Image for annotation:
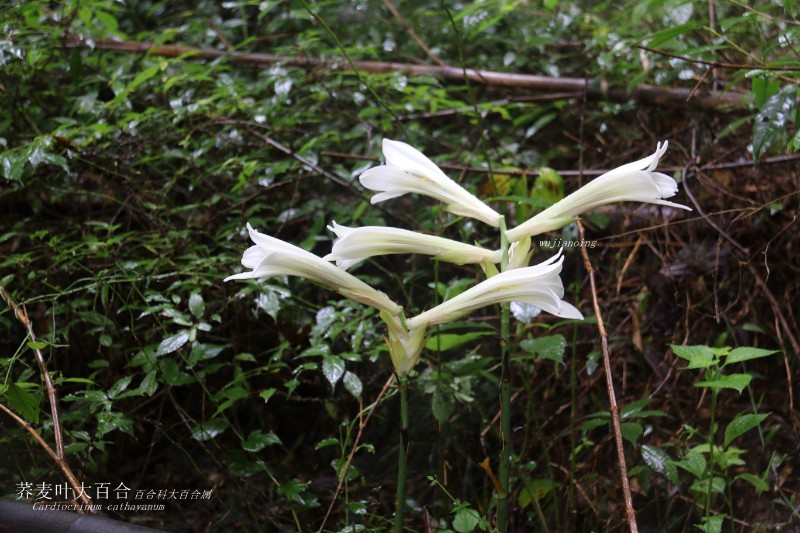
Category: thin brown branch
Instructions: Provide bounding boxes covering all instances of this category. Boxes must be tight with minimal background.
[382,0,446,66]
[65,37,747,110]
[638,44,800,72]
[0,286,65,459]
[317,374,395,533]
[0,401,93,511]
[577,222,639,533]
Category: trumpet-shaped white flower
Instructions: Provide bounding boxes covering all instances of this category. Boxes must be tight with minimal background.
[225,223,401,316]
[407,249,583,330]
[506,142,691,241]
[360,139,503,227]
[324,221,502,270]
[380,310,427,376]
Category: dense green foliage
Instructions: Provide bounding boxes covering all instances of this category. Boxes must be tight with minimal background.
[2,1,799,531]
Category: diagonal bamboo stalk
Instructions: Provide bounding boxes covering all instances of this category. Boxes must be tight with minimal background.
[63,37,746,111]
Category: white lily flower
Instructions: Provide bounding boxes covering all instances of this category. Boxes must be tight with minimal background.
[380,310,427,376]
[225,223,401,316]
[360,139,503,227]
[324,221,501,270]
[407,249,583,330]
[506,141,691,241]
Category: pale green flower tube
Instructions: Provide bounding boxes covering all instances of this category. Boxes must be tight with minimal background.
[225,223,401,316]
[380,310,427,376]
[324,221,502,270]
[360,139,503,227]
[407,249,583,330]
[506,142,691,242]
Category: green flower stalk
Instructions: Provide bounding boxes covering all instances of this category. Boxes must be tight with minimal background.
[506,141,690,241]
[360,139,503,227]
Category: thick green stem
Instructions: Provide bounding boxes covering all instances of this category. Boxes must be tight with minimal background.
[498,218,511,532]
[394,376,409,533]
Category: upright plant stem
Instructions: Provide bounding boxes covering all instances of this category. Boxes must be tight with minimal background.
[497,218,511,532]
[394,375,409,533]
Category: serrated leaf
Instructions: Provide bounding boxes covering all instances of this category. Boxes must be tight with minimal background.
[342,371,362,398]
[724,413,769,447]
[696,514,725,533]
[188,292,205,319]
[157,331,190,356]
[107,376,133,399]
[670,344,717,369]
[695,373,752,394]
[674,451,706,479]
[5,383,39,423]
[242,429,281,452]
[724,347,779,365]
[322,355,345,389]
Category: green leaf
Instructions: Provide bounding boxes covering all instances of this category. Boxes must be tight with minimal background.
[242,429,281,452]
[519,334,566,364]
[724,413,769,447]
[107,376,133,399]
[277,478,309,504]
[518,478,558,509]
[259,388,276,403]
[452,506,481,533]
[621,422,643,445]
[342,371,362,398]
[674,450,706,479]
[188,292,205,319]
[5,383,39,423]
[724,347,779,365]
[425,331,494,352]
[157,331,190,356]
[736,473,768,494]
[321,355,345,389]
[139,370,158,397]
[696,514,725,533]
[432,388,456,423]
[26,340,48,351]
[670,344,717,369]
[753,85,798,158]
[191,418,228,442]
[641,444,678,483]
[694,373,752,394]
[127,65,160,91]
[646,23,702,48]
[752,76,781,109]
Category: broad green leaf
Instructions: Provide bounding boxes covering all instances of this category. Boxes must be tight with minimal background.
[646,23,702,48]
[127,65,160,91]
[322,355,345,389]
[27,340,48,351]
[753,85,798,158]
[139,370,158,397]
[670,344,717,369]
[724,347,779,365]
[425,331,494,352]
[107,376,133,399]
[520,334,566,364]
[157,331,190,356]
[674,451,706,479]
[452,506,481,533]
[641,444,678,483]
[5,383,39,423]
[188,292,205,319]
[277,478,309,505]
[736,473,768,494]
[695,373,752,394]
[259,388,276,403]
[191,418,228,442]
[432,388,455,423]
[724,413,769,447]
[752,76,780,109]
[242,429,281,452]
[342,371,362,398]
[696,514,725,533]
[621,422,643,445]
